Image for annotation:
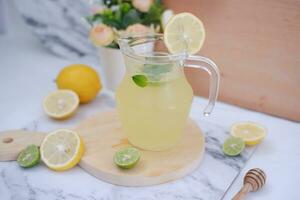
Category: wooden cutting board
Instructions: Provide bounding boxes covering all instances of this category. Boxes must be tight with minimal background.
[0,111,205,186]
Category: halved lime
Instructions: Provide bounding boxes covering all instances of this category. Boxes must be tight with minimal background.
[17,144,40,168]
[222,137,245,156]
[114,147,141,169]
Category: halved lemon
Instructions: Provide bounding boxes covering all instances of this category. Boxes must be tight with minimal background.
[164,12,205,54]
[40,129,85,171]
[230,122,267,146]
[43,90,79,119]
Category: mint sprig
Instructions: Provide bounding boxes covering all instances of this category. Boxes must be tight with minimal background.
[132,75,148,87]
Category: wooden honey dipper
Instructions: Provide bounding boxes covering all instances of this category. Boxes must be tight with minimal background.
[232,168,266,200]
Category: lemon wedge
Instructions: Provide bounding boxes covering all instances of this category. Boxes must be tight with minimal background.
[230,122,267,146]
[43,90,79,119]
[40,129,85,171]
[164,12,205,54]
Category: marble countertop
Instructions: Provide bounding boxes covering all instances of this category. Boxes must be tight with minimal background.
[1,29,300,200]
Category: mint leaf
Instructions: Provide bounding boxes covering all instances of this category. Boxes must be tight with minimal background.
[132,75,148,87]
[143,64,172,75]
[142,64,172,81]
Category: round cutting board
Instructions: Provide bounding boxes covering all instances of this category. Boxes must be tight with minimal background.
[75,111,205,186]
[0,110,205,186]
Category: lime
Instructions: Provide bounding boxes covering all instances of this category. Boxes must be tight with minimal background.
[222,137,245,156]
[114,147,141,169]
[17,145,40,168]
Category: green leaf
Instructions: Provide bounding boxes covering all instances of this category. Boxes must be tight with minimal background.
[142,0,164,26]
[85,16,94,26]
[143,64,172,75]
[85,13,102,26]
[120,2,131,14]
[142,63,172,81]
[99,9,122,29]
[132,75,148,87]
[85,0,164,31]
[122,9,142,28]
[106,41,119,49]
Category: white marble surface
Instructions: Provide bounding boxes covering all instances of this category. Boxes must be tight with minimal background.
[0,95,254,200]
[1,9,300,200]
[13,0,94,59]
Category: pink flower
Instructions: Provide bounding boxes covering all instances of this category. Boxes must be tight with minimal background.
[132,0,153,12]
[126,24,152,35]
[89,24,114,46]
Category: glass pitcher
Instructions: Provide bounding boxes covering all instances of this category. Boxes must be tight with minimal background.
[116,34,220,151]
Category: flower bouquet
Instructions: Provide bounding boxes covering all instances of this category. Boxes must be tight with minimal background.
[86,0,173,91]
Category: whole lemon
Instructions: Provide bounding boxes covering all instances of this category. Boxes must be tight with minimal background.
[56,64,102,103]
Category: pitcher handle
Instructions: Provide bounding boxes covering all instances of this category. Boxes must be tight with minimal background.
[185,55,220,116]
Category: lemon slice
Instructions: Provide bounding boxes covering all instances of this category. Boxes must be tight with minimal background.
[40,129,85,171]
[43,90,79,119]
[164,12,205,54]
[230,122,267,146]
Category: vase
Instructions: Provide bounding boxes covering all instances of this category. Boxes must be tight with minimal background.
[98,47,125,91]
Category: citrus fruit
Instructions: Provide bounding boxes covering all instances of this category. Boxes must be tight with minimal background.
[17,144,40,168]
[222,137,245,156]
[40,129,85,171]
[230,122,267,146]
[164,12,205,54]
[56,64,102,103]
[114,147,141,169]
[43,90,79,119]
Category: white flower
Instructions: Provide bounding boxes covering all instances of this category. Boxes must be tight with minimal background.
[132,0,153,12]
[89,24,115,46]
[161,9,174,30]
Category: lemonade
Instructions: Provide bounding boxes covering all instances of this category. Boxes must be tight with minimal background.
[116,56,193,151]
[116,14,220,151]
